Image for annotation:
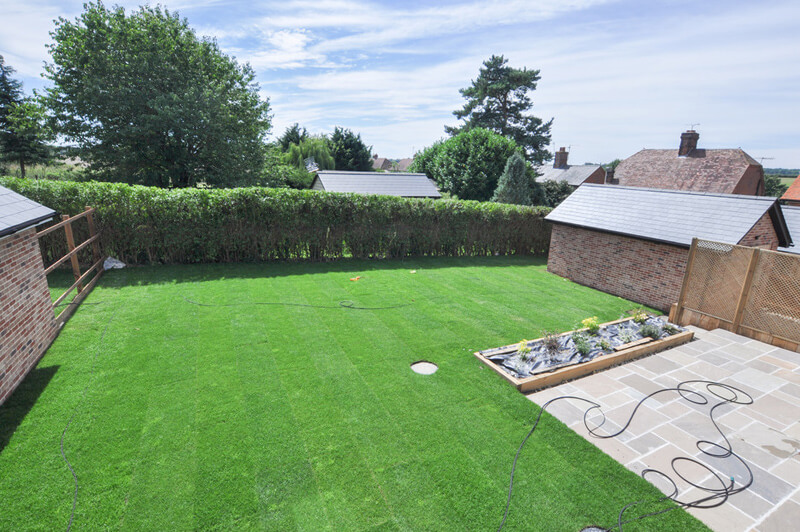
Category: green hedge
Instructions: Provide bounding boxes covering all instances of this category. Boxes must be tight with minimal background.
[1,177,551,265]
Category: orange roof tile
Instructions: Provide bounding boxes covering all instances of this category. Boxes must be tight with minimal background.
[781,175,800,201]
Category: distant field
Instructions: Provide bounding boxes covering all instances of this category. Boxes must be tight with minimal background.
[780,177,796,187]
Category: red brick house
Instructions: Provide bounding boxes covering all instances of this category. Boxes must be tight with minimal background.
[612,130,765,195]
[535,147,606,189]
[0,186,58,405]
[546,184,791,311]
[781,176,800,207]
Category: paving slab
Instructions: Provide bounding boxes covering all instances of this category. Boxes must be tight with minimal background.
[526,327,800,532]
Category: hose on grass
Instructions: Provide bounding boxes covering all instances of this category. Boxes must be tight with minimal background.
[181,295,412,311]
[498,380,754,532]
[60,303,121,532]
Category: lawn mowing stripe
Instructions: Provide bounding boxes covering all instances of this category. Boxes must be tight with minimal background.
[263,278,396,529]
[232,280,333,531]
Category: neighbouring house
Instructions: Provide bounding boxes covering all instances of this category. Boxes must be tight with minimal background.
[371,154,392,171]
[0,185,59,405]
[535,147,606,188]
[395,158,414,172]
[311,170,442,198]
[546,184,791,311]
[781,176,800,206]
[779,206,800,254]
[613,130,766,195]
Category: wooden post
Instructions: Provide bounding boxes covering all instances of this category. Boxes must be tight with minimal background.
[85,206,102,267]
[732,247,761,332]
[62,214,84,292]
[674,237,700,325]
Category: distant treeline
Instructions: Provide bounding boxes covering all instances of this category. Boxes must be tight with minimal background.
[764,168,800,177]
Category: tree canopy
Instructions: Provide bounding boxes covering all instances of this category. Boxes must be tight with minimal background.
[411,128,522,201]
[283,136,335,171]
[0,55,52,177]
[277,123,308,151]
[329,127,372,171]
[43,2,271,187]
[446,55,552,164]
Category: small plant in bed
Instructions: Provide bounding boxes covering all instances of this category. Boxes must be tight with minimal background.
[541,330,561,356]
[598,339,612,352]
[639,323,662,340]
[572,333,593,356]
[632,308,649,324]
[517,339,533,361]
[662,323,681,335]
[581,316,600,335]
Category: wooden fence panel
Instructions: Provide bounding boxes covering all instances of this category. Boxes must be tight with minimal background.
[673,239,800,352]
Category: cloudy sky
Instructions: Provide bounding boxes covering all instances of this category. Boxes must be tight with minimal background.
[1,0,799,166]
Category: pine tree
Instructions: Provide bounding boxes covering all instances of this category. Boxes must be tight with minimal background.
[492,152,535,205]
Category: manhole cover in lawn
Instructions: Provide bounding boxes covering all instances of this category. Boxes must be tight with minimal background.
[410,361,438,375]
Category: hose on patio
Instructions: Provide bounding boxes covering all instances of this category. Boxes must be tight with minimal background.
[498,380,754,532]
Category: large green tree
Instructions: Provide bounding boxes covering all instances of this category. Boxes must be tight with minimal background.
[277,123,308,151]
[0,56,52,177]
[445,55,552,164]
[410,128,521,201]
[329,127,372,171]
[492,152,536,205]
[283,136,335,172]
[44,3,271,187]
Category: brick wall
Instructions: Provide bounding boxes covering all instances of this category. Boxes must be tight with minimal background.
[547,224,690,312]
[738,211,779,250]
[0,228,59,405]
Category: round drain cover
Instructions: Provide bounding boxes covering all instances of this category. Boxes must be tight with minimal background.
[410,361,438,375]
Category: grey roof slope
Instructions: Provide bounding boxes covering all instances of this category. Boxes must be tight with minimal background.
[0,185,57,238]
[536,164,604,187]
[546,184,790,248]
[313,171,441,198]
[778,206,800,254]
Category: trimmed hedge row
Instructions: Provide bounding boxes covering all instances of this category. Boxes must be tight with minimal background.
[1,177,551,265]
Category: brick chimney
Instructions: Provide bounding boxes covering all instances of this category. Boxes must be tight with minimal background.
[553,147,569,169]
[679,130,699,156]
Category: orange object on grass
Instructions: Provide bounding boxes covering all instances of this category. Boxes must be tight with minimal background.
[350,276,361,281]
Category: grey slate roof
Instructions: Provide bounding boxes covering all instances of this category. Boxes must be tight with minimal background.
[312,171,441,198]
[778,206,800,254]
[536,164,604,187]
[546,184,789,248]
[0,185,57,238]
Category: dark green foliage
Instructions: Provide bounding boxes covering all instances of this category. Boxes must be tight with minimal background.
[446,55,552,164]
[492,152,535,205]
[1,177,552,265]
[604,158,622,171]
[639,323,662,340]
[0,56,52,176]
[44,3,271,187]
[539,179,573,207]
[329,127,373,171]
[277,123,308,151]
[764,168,800,176]
[410,128,521,201]
[765,174,789,198]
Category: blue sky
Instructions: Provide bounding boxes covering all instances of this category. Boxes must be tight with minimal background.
[1,0,799,167]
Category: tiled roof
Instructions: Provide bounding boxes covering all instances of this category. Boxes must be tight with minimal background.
[546,184,789,248]
[312,171,441,198]
[614,148,760,193]
[780,176,800,202]
[396,158,414,172]
[371,157,391,171]
[778,206,800,254]
[536,164,604,187]
[0,185,57,238]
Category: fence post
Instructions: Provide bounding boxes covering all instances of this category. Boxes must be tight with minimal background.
[674,237,699,325]
[62,214,84,292]
[85,206,102,267]
[732,247,761,332]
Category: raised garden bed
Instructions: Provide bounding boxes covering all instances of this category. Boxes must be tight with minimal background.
[475,314,694,393]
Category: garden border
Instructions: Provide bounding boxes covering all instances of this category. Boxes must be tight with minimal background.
[474,316,694,393]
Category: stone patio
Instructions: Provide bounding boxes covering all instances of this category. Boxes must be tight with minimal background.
[527,326,800,532]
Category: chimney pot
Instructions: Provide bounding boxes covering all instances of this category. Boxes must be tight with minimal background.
[679,130,699,156]
[553,147,569,169]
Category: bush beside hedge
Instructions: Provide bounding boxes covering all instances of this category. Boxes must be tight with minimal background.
[1,177,551,265]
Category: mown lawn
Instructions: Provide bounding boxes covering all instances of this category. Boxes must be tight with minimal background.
[1,257,707,531]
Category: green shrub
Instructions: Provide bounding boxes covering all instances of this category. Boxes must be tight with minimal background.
[1,177,552,265]
[639,324,662,340]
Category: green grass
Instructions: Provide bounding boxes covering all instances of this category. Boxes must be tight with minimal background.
[0,257,707,531]
[780,176,796,187]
